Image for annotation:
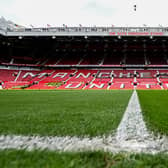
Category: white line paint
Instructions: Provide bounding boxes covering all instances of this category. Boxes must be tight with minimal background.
[0,91,168,153]
[115,90,150,141]
[0,135,104,152]
[107,90,168,153]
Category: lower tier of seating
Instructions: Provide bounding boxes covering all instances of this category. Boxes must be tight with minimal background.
[0,69,168,90]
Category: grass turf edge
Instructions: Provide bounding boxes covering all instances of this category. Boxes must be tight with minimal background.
[0,150,168,168]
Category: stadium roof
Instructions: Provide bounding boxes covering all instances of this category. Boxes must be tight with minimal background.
[0,26,168,37]
[0,0,168,27]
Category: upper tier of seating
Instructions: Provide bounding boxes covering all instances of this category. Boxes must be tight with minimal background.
[1,54,168,66]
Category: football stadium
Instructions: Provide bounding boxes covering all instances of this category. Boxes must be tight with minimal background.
[1,5,168,167]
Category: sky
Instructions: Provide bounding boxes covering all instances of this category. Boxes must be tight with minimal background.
[0,0,168,27]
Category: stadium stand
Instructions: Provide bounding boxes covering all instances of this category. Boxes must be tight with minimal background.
[1,26,168,90]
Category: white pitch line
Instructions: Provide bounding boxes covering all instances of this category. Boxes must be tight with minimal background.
[115,90,151,141]
[0,135,104,152]
[106,90,168,154]
[0,91,168,153]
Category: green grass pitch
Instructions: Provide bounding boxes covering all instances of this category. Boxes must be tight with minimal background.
[138,90,168,135]
[0,150,168,168]
[1,90,168,167]
[0,90,132,137]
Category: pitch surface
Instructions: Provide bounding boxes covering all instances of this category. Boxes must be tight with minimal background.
[0,90,131,137]
[138,90,168,135]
